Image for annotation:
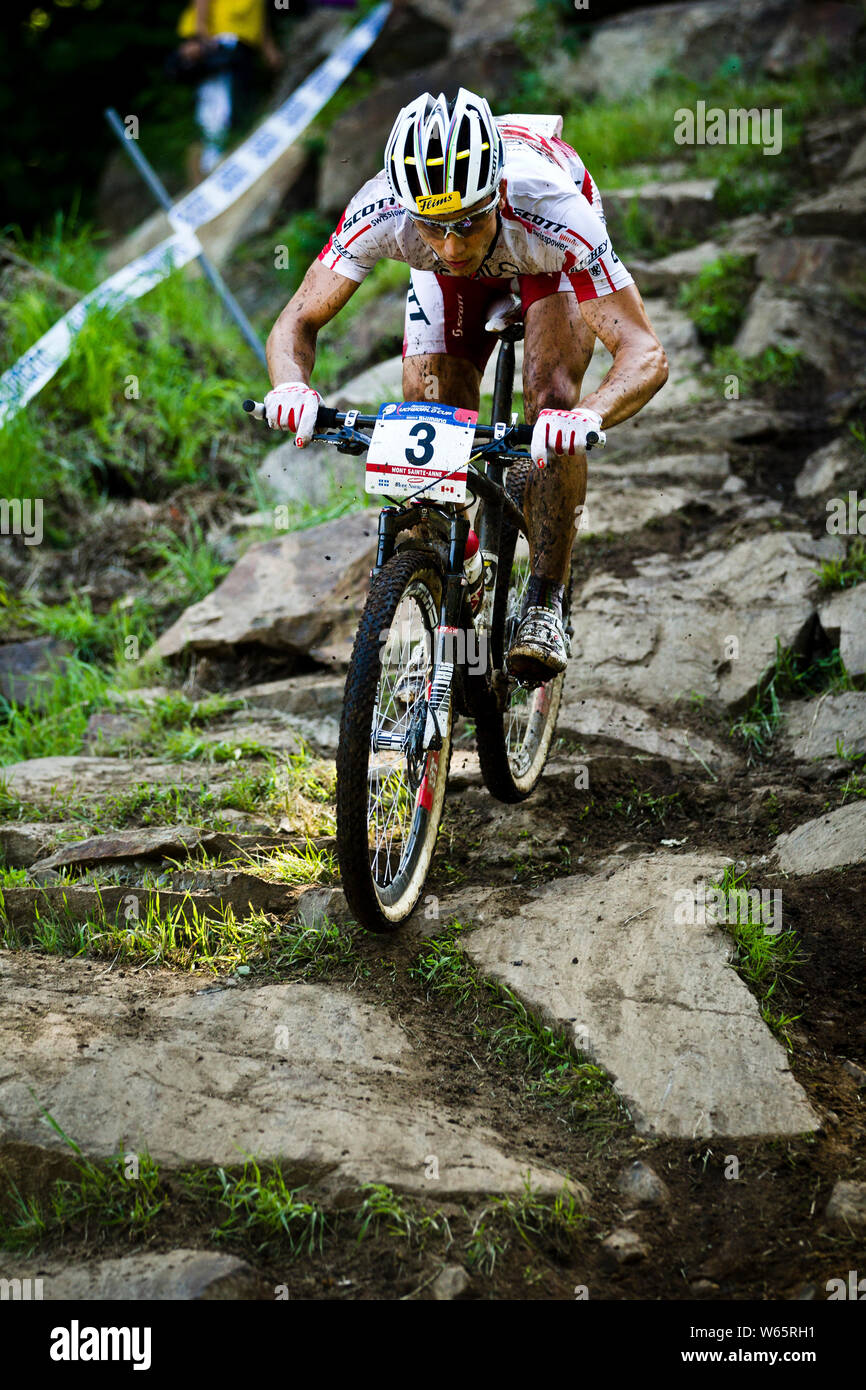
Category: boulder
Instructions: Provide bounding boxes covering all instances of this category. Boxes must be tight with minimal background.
[602,179,719,248]
[555,0,798,101]
[237,672,346,718]
[618,1160,670,1207]
[756,235,866,300]
[629,240,724,296]
[450,0,527,53]
[0,638,73,710]
[824,1179,866,1231]
[789,176,866,240]
[591,451,731,485]
[257,439,364,509]
[464,856,818,1137]
[569,531,840,711]
[733,283,865,412]
[773,801,866,873]
[798,109,866,188]
[843,131,866,180]
[26,826,298,876]
[153,509,378,668]
[0,823,73,869]
[794,434,866,499]
[781,691,866,759]
[764,5,864,78]
[818,584,866,676]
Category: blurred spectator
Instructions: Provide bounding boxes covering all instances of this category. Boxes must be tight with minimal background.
[171,1,283,182]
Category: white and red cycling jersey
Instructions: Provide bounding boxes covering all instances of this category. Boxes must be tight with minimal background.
[318,119,632,298]
[318,118,634,372]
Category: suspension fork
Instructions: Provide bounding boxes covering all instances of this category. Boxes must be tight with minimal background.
[423,511,469,750]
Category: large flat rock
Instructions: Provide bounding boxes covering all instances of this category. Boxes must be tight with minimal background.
[463,856,818,1139]
[4,1250,265,1301]
[570,531,842,710]
[0,756,226,806]
[0,955,571,1200]
[556,691,739,773]
[153,510,378,667]
[773,802,866,875]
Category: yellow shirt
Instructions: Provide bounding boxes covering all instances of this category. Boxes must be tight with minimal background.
[178,0,265,47]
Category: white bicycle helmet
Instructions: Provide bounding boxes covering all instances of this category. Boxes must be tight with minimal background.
[384,87,505,217]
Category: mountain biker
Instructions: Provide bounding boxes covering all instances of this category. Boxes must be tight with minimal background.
[264,88,668,682]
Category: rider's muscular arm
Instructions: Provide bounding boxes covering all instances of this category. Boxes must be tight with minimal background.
[266,261,360,386]
[578,285,668,428]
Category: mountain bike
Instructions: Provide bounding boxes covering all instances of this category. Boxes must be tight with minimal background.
[245,321,590,932]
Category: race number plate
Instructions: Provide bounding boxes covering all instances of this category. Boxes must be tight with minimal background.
[365,402,477,504]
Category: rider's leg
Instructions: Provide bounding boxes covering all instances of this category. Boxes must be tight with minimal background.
[403,353,482,527]
[402,353,481,412]
[521,288,596,595]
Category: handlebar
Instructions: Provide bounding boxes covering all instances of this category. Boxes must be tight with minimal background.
[243,399,536,447]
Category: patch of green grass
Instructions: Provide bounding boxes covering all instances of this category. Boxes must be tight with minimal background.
[466,1172,584,1274]
[731,639,854,760]
[0,891,271,972]
[711,345,805,394]
[183,1158,325,1256]
[409,920,479,1007]
[708,864,802,1048]
[0,1106,164,1254]
[677,254,753,346]
[815,538,866,592]
[137,522,231,607]
[245,841,337,886]
[274,918,361,980]
[0,866,31,886]
[12,591,156,665]
[608,784,681,828]
[355,1183,452,1248]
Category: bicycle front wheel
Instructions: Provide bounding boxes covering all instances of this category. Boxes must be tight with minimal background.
[336,548,452,932]
[475,460,569,802]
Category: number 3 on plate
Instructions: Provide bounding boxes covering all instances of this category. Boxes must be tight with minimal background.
[405,422,436,465]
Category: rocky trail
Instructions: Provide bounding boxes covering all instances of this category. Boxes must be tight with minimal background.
[3,314,865,1296]
[2,0,866,1303]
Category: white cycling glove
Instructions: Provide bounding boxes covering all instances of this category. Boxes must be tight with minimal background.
[531,407,606,467]
[263,381,322,446]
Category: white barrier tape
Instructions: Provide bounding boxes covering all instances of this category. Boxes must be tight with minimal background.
[0,2,391,429]
[169,2,391,235]
[0,231,202,428]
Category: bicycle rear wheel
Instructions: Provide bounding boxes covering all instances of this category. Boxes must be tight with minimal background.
[474,460,570,802]
[336,549,452,932]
